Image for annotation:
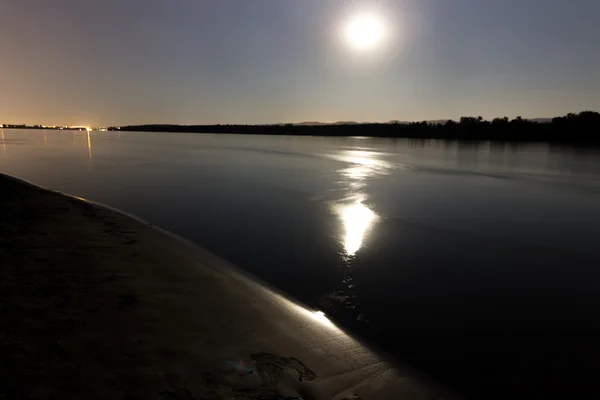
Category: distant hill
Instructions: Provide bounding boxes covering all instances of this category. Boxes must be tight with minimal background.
[296,119,452,125]
[294,121,360,126]
[332,121,360,125]
[293,122,328,126]
[297,118,552,126]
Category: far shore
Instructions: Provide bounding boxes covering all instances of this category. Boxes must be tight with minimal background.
[0,173,455,400]
[3,110,600,144]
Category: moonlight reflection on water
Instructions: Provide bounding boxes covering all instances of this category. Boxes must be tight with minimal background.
[335,198,379,256]
[328,150,393,257]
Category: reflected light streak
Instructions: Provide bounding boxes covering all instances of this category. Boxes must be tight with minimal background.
[327,150,388,256]
[1,128,5,155]
[329,150,393,183]
[44,130,47,149]
[309,310,335,328]
[334,200,379,256]
[287,301,340,332]
[343,164,372,181]
[87,130,93,160]
[256,283,343,333]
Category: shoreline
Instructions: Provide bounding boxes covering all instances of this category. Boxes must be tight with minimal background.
[0,173,287,295]
[0,173,456,399]
[4,124,600,146]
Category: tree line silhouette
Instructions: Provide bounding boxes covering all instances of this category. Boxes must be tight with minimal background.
[108,111,600,144]
[4,111,598,143]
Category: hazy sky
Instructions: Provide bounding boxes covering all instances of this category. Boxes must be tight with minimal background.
[1,0,599,126]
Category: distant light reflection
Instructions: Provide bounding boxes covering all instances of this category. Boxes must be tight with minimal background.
[87,130,93,160]
[1,128,5,154]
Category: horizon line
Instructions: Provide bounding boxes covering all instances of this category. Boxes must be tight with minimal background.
[2,110,598,128]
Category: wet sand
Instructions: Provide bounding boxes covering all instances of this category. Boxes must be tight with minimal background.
[0,173,455,400]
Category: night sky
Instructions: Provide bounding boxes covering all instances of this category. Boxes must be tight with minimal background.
[1,0,599,126]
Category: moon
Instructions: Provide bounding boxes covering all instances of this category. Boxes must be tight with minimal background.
[343,13,385,51]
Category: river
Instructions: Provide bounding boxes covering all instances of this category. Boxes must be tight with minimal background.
[2,128,600,398]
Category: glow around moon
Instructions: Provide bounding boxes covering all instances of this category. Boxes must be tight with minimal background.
[343,13,386,51]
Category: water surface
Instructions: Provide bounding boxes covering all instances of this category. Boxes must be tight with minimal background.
[2,128,600,397]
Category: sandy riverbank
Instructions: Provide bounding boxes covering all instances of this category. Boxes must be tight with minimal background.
[0,174,455,400]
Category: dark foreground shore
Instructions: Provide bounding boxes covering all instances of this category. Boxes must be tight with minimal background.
[0,174,455,400]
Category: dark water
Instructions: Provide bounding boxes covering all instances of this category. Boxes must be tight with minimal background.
[2,128,600,398]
